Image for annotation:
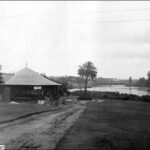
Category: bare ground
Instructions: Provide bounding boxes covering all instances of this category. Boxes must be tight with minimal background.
[0,102,86,150]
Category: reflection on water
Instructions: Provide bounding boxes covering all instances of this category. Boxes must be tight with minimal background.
[69,85,150,96]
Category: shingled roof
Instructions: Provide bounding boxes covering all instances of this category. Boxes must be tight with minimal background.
[5,68,60,86]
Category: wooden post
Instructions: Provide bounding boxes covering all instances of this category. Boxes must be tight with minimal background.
[57,86,60,100]
[4,86,11,102]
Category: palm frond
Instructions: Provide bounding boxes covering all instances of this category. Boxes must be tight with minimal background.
[77,61,97,79]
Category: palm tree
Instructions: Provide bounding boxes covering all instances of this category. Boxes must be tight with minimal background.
[78,61,97,95]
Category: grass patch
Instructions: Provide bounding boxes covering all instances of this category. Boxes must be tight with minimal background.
[0,103,62,123]
[56,100,150,150]
[77,94,92,100]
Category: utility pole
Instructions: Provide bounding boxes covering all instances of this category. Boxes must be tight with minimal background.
[26,63,28,68]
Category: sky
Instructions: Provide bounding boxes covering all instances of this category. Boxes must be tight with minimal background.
[0,1,150,79]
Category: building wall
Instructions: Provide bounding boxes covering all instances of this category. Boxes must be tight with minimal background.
[0,85,60,102]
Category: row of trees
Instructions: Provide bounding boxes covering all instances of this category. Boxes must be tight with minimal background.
[135,71,150,87]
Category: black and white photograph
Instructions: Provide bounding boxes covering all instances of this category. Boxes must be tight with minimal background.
[0,1,150,150]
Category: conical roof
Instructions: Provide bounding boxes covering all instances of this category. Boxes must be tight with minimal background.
[5,68,60,86]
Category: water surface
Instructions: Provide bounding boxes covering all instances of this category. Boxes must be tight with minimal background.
[69,85,150,96]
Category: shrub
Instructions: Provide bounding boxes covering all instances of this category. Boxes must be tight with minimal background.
[141,95,150,102]
[77,94,92,100]
[71,90,150,102]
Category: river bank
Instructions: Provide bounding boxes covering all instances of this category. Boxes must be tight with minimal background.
[71,90,150,102]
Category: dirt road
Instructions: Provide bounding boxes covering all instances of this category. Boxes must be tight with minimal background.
[0,102,86,150]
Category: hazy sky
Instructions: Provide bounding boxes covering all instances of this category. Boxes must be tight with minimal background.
[0,1,150,79]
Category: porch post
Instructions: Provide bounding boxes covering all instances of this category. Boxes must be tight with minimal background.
[4,86,11,102]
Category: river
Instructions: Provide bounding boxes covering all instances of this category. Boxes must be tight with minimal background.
[69,85,150,96]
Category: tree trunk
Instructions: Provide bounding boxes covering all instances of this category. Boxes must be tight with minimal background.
[84,75,88,95]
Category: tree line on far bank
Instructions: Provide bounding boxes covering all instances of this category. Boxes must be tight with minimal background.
[135,71,150,87]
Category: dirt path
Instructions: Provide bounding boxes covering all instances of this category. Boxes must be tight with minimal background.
[0,103,86,150]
